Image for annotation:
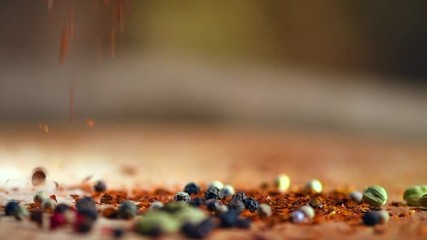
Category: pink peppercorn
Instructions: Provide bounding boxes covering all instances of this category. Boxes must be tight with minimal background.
[50,212,67,230]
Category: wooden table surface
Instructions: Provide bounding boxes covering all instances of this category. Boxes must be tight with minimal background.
[1,123,427,239]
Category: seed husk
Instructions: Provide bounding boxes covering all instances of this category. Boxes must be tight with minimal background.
[31,167,47,186]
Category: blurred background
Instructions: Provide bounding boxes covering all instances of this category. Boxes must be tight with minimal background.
[1,0,427,137]
[1,1,427,191]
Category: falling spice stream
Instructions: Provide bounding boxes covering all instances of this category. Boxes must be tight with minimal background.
[49,0,125,122]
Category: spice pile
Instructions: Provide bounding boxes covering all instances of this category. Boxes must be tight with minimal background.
[1,170,427,239]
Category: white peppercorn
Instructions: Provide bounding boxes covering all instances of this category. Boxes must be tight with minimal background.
[274,174,290,193]
[304,179,323,194]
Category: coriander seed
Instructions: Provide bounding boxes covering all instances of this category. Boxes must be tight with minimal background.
[362,185,388,207]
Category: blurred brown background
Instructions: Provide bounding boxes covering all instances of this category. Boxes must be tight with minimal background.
[1,0,427,137]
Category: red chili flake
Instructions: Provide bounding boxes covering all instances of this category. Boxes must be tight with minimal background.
[37,123,49,133]
[100,193,113,204]
[86,118,96,128]
[70,194,80,200]
[82,175,93,183]
[102,207,119,219]
[50,194,58,203]
[50,212,67,230]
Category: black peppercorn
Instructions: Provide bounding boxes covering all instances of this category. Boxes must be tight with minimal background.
[205,199,220,212]
[94,180,107,193]
[232,192,247,202]
[76,197,98,221]
[362,211,381,226]
[54,203,71,213]
[182,218,215,238]
[243,197,259,212]
[5,201,21,216]
[184,182,200,195]
[204,187,220,200]
[235,218,251,229]
[174,192,191,203]
[189,197,205,207]
[219,209,239,228]
[228,199,245,213]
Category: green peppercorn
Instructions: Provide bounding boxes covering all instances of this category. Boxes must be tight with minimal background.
[403,185,427,206]
[173,206,207,225]
[134,212,180,235]
[362,185,388,207]
[418,194,427,208]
